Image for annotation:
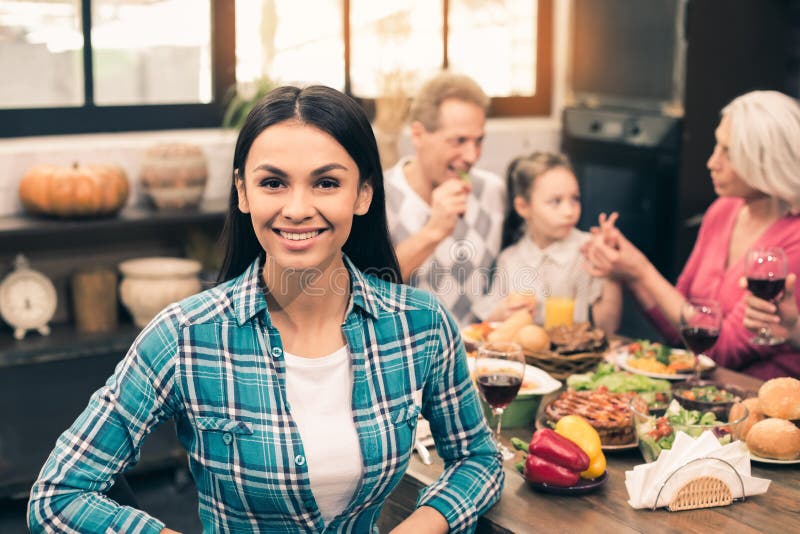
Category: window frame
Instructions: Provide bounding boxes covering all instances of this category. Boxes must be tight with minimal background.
[0,0,550,138]
[0,0,234,138]
[346,0,553,118]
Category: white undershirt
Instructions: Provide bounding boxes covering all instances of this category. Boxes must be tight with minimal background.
[283,346,362,524]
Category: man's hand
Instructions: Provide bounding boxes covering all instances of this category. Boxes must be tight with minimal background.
[423,179,471,242]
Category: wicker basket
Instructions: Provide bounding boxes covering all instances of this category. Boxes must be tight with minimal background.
[524,349,604,380]
[668,476,733,511]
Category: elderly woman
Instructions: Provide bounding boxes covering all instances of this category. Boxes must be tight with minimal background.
[583,90,800,380]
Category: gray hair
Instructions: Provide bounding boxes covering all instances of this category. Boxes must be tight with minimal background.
[408,71,490,131]
[722,90,800,211]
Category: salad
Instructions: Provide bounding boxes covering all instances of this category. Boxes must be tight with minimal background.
[568,363,671,409]
[634,400,732,462]
[677,385,741,403]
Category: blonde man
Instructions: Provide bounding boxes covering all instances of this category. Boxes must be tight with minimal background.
[384,72,505,325]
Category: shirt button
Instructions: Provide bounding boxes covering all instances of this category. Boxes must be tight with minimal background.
[271,347,283,358]
[303,498,315,509]
[222,432,233,445]
[294,454,306,466]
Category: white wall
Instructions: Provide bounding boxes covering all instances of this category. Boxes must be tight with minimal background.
[0,1,571,217]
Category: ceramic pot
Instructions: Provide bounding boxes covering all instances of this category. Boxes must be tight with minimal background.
[139,143,208,209]
[119,257,202,327]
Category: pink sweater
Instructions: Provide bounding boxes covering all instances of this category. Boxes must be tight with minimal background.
[647,197,800,380]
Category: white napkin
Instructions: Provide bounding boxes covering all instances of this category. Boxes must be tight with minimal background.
[626,431,771,509]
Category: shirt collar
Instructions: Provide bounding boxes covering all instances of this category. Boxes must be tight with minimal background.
[518,228,583,267]
[231,254,380,326]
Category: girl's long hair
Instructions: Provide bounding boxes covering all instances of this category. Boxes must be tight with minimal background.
[217,85,400,284]
[500,152,573,250]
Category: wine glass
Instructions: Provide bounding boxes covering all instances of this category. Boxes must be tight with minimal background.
[745,247,788,346]
[679,298,721,379]
[474,341,525,460]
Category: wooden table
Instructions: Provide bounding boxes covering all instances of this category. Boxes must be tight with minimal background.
[380,367,800,533]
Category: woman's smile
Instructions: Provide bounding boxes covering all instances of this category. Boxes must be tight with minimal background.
[274,227,328,250]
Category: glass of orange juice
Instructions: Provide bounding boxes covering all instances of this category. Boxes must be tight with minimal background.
[544,286,575,329]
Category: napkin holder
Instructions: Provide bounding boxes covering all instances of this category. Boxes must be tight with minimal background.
[653,457,745,512]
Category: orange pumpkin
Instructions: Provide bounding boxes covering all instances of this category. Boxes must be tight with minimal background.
[19,163,130,217]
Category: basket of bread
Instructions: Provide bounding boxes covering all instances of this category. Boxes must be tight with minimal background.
[462,310,607,380]
[729,376,800,462]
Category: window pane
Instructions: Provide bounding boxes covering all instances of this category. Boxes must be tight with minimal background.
[448,0,537,97]
[92,0,212,105]
[235,0,344,91]
[0,0,83,108]
[350,0,442,97]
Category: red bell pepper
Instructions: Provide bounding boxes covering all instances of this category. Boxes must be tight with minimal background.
[529,429,590,472]
[524,454,581,487]
[522,429,590,487]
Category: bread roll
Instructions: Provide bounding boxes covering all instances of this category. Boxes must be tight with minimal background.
[728,397,764,441]
[487,310,533,342]
[514,324,550,352]
[758,377,800,420]
[746,418,800,460]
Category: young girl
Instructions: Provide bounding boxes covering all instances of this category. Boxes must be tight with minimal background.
[475,152,622,334]
[29,86,503,533]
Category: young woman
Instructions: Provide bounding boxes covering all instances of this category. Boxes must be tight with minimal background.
[474,152,622,334]
[583,90,800,380]
[28,86,503,533]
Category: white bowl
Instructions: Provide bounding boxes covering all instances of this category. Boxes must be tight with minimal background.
[119,257,202,327]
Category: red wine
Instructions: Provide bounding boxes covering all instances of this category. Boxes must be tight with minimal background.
[680,327,719,355]
[747,277,785,301]
[477,374,522,409]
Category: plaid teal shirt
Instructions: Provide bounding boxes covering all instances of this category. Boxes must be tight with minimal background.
[28,256,504,533]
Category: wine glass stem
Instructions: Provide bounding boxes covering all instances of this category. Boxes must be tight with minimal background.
[494,408,504,441]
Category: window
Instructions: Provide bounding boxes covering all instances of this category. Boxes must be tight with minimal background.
[0,0,233,137]
[236,0,552,116]
[0,0,550,137]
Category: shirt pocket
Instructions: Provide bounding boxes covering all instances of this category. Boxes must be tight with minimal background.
[192,416,254,482]
[193,416,292,517]
[387,403,421,459]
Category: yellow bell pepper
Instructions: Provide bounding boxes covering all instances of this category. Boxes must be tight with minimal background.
[554,415,606,479]
[580,450,606,479]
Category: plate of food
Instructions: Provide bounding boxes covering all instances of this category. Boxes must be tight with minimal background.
[535,414,638,451]
[566,362,673,411]
[609,340,715,380]
[672,380,749,419]
[537,388,643,451]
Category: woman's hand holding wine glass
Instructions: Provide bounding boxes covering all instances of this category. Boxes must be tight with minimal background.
[474,341,525,460]
[744,247,789,346]
[679,298,722,379]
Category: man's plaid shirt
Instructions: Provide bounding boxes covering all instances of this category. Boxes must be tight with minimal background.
[29,256,504,533]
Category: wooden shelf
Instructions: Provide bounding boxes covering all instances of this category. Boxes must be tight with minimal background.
[0,322,142,369]
[0,198,227,242]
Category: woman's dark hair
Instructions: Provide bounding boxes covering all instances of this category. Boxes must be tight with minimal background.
[500,151,573,249]
[217,85,401,284]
